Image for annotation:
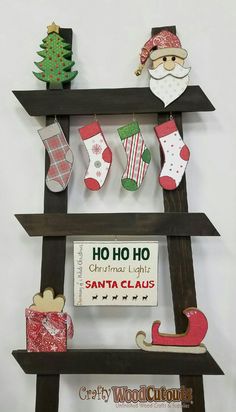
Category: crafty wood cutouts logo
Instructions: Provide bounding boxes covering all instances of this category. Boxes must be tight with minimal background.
[78,385,193,407]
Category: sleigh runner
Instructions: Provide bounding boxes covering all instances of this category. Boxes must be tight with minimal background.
[136,307,208,354]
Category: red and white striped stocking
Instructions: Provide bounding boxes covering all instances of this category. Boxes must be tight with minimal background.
[118,121,151,191]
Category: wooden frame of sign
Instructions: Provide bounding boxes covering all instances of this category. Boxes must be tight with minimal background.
[12,25,223,412]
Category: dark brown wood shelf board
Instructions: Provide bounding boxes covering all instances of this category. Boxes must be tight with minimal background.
[15,212,220,237]
[13,86,215,116]
[12,349,223,376]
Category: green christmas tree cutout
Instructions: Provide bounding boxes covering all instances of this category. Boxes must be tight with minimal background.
[33,23,78,89]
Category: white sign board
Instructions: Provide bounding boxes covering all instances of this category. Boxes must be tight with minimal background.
[74,241,158,306]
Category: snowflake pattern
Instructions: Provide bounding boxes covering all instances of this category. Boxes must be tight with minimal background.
[94,160,102,168]
[79,123,113,190]
[26,309,73,352]
[92,143,102,155]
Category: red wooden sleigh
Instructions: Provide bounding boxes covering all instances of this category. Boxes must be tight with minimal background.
[136,307,208,354]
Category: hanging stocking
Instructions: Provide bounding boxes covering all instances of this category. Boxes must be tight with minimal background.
[38,121,73,192]
[154,119,190,190]
[79,121,112,191]
[118,121,151,191]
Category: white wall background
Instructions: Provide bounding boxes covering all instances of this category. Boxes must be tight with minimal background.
[0,0,235,411]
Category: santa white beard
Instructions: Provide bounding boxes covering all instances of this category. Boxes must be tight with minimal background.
[149,63,191,107]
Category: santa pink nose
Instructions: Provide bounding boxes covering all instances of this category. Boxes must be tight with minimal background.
[163,59,175,71]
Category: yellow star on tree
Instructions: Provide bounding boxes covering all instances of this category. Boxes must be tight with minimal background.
[33,23,78,88]
[47,22,60,34]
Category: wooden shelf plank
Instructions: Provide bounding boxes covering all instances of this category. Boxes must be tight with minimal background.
[12,86,215,116]
[15,212,220,237]
[12,349,223,376]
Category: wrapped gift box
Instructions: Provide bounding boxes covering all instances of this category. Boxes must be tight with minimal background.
[26,308,73,352]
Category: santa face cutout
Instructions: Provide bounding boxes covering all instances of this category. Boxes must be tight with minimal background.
[135,30,191,107]
[149,54,191,107]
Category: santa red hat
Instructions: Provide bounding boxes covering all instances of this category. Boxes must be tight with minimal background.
[135,30,187,76]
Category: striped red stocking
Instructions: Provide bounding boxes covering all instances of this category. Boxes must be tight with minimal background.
[118,121,151,191]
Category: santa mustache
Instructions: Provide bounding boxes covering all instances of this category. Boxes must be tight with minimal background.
[149,63,191,80]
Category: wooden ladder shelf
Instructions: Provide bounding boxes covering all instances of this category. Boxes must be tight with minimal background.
[12,25,223,412]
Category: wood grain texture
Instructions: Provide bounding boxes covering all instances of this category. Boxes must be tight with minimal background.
[12,24,220,412]
[12,86,215,116]
[180,376,205,411]
[36,27,72,412]
[40,237,66,295]
[157,110,207,412]
[12,349,224,375]
[152,24,217,411]
[36,375,59,412]
[15,212,220,237]
[40,27,72,297]
[136,334,207,354]
[30,288,65,312]
[156,111,199,329]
